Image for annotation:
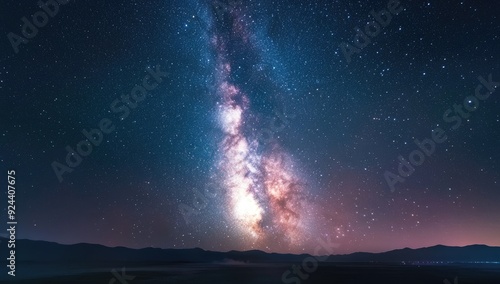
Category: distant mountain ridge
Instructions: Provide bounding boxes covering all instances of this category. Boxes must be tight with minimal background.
[2,238,499,264]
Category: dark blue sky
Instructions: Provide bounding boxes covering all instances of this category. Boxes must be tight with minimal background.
[1,0,499,254]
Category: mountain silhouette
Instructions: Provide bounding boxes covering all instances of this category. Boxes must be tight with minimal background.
[3,237,499,263]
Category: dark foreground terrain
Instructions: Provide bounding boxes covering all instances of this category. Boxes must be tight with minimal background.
[2,239,499,283]
[3,262,500,284]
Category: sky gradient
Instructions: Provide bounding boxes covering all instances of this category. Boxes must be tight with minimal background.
[1,0,500,254]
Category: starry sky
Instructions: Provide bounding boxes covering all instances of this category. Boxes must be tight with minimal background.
[1,0,499,254]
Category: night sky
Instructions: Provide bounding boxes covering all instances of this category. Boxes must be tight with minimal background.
[1,0,499,255]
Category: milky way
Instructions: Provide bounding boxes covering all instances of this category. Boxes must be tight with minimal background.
[7,0,500,255]
[205,0,313,250]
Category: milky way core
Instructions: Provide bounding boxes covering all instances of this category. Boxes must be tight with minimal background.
[206,1,314,250]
